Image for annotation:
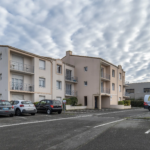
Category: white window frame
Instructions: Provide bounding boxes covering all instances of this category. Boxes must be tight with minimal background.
[57,65,62,74]
[39,60,45,70]
[119,73,122,80]
[84,67,88,71]
[112,70,115,77]
[57,81,62,90]
[39,78,45,87]
[112,83,115,91]
[84,81,88,86]
[119,85,121,92]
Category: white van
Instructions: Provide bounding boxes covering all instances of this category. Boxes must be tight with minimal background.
[144,95,150,111]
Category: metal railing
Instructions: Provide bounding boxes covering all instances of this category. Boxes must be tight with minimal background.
[101,88,110,94]
[101,73,110,80]
[65,76,78,83]
[123,93,130,97]
[10,82,34,92]
[123,81,129,85]
[65,90,77,97]
[10,60,34,73]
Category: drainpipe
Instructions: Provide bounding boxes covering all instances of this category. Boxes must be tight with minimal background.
[99,60,101,109]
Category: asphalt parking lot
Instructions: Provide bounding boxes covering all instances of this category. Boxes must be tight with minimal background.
[0,108,149,150]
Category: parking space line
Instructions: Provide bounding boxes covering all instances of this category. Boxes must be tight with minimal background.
[145,129,150,134]
[93,119,126,128]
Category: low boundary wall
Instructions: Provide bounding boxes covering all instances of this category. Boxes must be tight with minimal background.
[109,105,131,109]
[66,105,87,110]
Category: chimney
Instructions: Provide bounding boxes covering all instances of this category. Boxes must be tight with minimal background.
[66,50,72,56]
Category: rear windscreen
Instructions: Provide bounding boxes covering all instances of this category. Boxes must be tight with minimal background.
[52,100,61,105]
[0,101,11,106]
[21,101,33,104]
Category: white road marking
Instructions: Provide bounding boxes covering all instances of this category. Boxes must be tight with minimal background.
[93,119,126,128]
[145,129,150,134]
[0,109,141,128]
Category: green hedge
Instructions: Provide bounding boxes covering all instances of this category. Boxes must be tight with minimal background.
[118,100,131,106]
[130,100,143,107]
[63,97,78,106]
[33,102,39,106]
[118,101,124,105]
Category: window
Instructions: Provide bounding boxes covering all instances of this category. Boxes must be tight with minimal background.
[39,78,45,87]
[126,89,134,93]
[119,97,121,101]
[39,95,45,101]
[119,85,121,92]
[112,83,115,91]
[119,73,122,80]
[0,74,2,80]
[39,60,45,70]
[84,67,88,71]
[84,81,88,86]
[101,68,104,77]
[57,65,62,74]
[112,70,115,77]
[57,81,62,89]
[0,53,2,60]
[56,97,62,101]
[144,88,150,93]
[84,96,87,106]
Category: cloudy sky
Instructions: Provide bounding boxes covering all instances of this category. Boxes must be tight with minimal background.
[0,0,150,82]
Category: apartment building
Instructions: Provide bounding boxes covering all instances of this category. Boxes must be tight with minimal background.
[62,51,128,109]
[125,82,150,100]
[0,45,77,103]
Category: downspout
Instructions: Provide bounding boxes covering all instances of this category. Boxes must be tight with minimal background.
[99,60,101,109]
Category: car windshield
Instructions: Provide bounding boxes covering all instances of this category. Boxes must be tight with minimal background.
[0,100,11,106]
[52,100,61,105]
[21,101,33,104]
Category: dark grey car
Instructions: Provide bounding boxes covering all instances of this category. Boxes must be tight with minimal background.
[0,100,15,117]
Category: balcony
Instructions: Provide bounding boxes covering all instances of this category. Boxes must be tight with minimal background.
[123,93,130,98]
[10,60,34,74]
[123,81,129,87]
[65,90,77,97]
[101,73,110,81]
[101,88,110,96]
[10,82,34,92]
[65,76,78,83]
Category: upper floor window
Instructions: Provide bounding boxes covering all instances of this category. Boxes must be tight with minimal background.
[57,81,62,89]
[39,78,45,87]
[84,67,88,71]
[112,70,115,77]
[84,81,88,86]
[119,85,121,92]
[57,65,62,74]
[119,97,121,101]
[0,53,2,60]
[119,73,122,80]
[39,60,45,70]
[0,74,2,80]
[112,83,115,91]
[126,89,134,93]
[144,88,150,93]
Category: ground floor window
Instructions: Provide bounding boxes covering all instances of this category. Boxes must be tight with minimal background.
[119,97,121,101]
[126,89,134,93]
[12,94,24,100]
[84,96,87,106]
[56,97,61,101]
[39,95,45,101]
[144,88,150,93]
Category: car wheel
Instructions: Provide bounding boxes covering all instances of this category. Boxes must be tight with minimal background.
[58,111,62,114]
[31,113,35,115]
[16,109,22,116]
[47,109,51,115]
[9,114,14,117]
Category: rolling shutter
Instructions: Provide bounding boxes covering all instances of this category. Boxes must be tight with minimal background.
[12,95,24,100]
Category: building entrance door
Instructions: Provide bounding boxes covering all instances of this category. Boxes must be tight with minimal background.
[95,96,98,109]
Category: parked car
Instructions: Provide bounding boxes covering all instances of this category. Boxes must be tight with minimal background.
[0,100,14,117]
[144,95,150,111]
[10,100,37,116]
[36,99,62,115]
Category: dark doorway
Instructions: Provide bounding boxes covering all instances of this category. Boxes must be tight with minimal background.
[95,96,98,109]
[84,96,87,106]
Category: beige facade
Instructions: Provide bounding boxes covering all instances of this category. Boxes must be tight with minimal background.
[62,51,127,109]
[0,45,127,109]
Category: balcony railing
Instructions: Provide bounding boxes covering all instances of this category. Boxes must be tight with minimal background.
[123,81,129,85]
[123,93,130,97]
[101,88,110,94]
[101,73,110,80]
[10,60,34,73]
[10,82,34,92]
[65,76,78,83]
[65,90,77,97]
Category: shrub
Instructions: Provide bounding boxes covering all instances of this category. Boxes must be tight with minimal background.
[118,101,124,105]
[33,102,39,106]
[124,100,131,106]
[63,97,78,106]
[130,100,143,107]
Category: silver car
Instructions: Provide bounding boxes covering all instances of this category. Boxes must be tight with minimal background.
[10,100,37,116]
[0,100,15,117]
